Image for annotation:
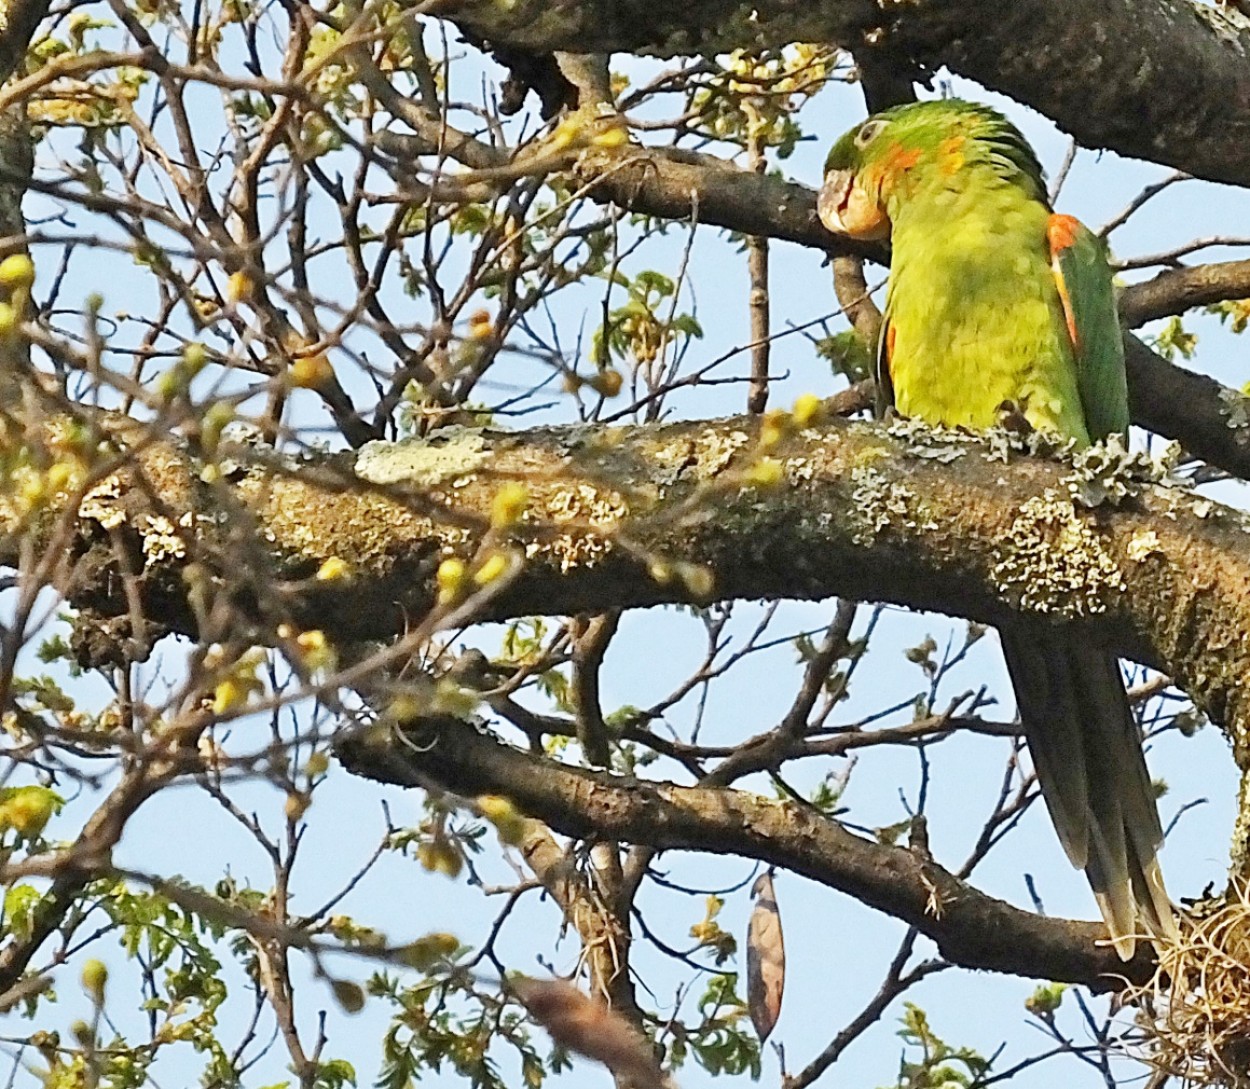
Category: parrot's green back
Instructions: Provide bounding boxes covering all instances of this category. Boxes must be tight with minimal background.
[819,100,1173,958]
[887,176,1088,439]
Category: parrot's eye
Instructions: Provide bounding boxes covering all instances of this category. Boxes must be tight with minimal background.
[854,119,886,147]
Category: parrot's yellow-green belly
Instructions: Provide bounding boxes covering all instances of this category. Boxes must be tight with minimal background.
[885,195,1090,445]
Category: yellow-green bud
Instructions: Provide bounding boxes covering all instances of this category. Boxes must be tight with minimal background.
[81,958,108,1002]
[331,979,365,1014]
[0,253,34,291]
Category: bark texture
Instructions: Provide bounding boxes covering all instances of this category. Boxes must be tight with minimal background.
[440,0,1250,186]
[337,711,1155,989]
[13,415,1250,756]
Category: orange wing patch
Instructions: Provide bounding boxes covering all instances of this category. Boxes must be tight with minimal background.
[1048,214,1082,350]
[1047,213,1081,254]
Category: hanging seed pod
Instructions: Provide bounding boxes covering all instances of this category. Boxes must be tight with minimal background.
[747,870,786,1043]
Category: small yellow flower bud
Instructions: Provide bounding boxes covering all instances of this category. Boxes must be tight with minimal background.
[588,369,623,397]
[648,559,673,584]
[745,458,784,487]
[227,270,253,304]
[473,552,510,586]
[758,408,791,449]
[386,694,423,722]
[676,562,715,601]
[400,931,459,971]
[81,959,108,1002]
[490,483,529,529]
[182,342,207,373]
[0,253,34,291]
[315,556,350,582]
[45,462,73,494]
[290,353,335,390]
[416,840,463,878]
[331,979,365,1014]
[478,794,527,845]
[212,678,245,714]
[284,791,310,822]
[792,392,825,428]
[591,122,630,148]
[436,557,468,605]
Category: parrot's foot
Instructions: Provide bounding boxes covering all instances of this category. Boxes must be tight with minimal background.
[995,399,1034,435]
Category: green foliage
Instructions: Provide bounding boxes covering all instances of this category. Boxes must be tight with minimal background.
[689,895,737,964]
[314,1057,358,1089]
[882,1004,990,1089]
[1024,982,1066,1018]
[1147,315,1197,361]
[669,973,760,1078]
[816,329,875,383]
[0,784,65,841]
[370,971,548,1089]
[904,635,938,679]
[593,270,703,368]
[1208,298,1250,334]
[690,46,837,158]
[4,883,44,942]
[807,768,851,817]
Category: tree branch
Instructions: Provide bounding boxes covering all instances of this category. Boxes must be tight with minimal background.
[1120,260,1250,327]
[335,712,1155,989]
[14,415,1250,752]
[437,0,1250,188]
[373,128,1250,477]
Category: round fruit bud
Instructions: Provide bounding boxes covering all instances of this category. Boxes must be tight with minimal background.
[331,979,365,1014]
[81,958,108,1002]
[0,253,34,291]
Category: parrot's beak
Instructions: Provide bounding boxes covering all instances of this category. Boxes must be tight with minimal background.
[818,170,890,240]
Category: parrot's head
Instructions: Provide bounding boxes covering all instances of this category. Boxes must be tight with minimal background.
[818,99,1048,241]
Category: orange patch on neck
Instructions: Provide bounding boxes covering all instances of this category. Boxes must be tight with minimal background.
[938,134,965,175]
[873,143,923,194]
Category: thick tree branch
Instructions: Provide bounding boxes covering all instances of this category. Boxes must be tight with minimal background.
[335,712,1154,989]
[0,0,52,86]
[13,415,1250,755]
[439,0,1250,188]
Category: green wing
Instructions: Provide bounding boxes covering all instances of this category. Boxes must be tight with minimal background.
[1049,214,1129,441]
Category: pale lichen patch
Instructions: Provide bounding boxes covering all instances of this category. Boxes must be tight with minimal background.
[649,427,750,483]
[534,484,627,572]
[525,533,612,573]
[81,477,126,529]
[784,456,814,483]
[139,514,186,567]
[849,466,914,546]
[542,483,628,525]
[991,490,1126,616]
[1063,434,1176,507]
[355,430,489,486]
[1127,529,1163,562]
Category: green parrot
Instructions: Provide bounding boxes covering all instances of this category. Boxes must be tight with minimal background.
[818,99,1176,958]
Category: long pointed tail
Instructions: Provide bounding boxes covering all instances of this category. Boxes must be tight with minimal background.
[999,625,1177,958]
